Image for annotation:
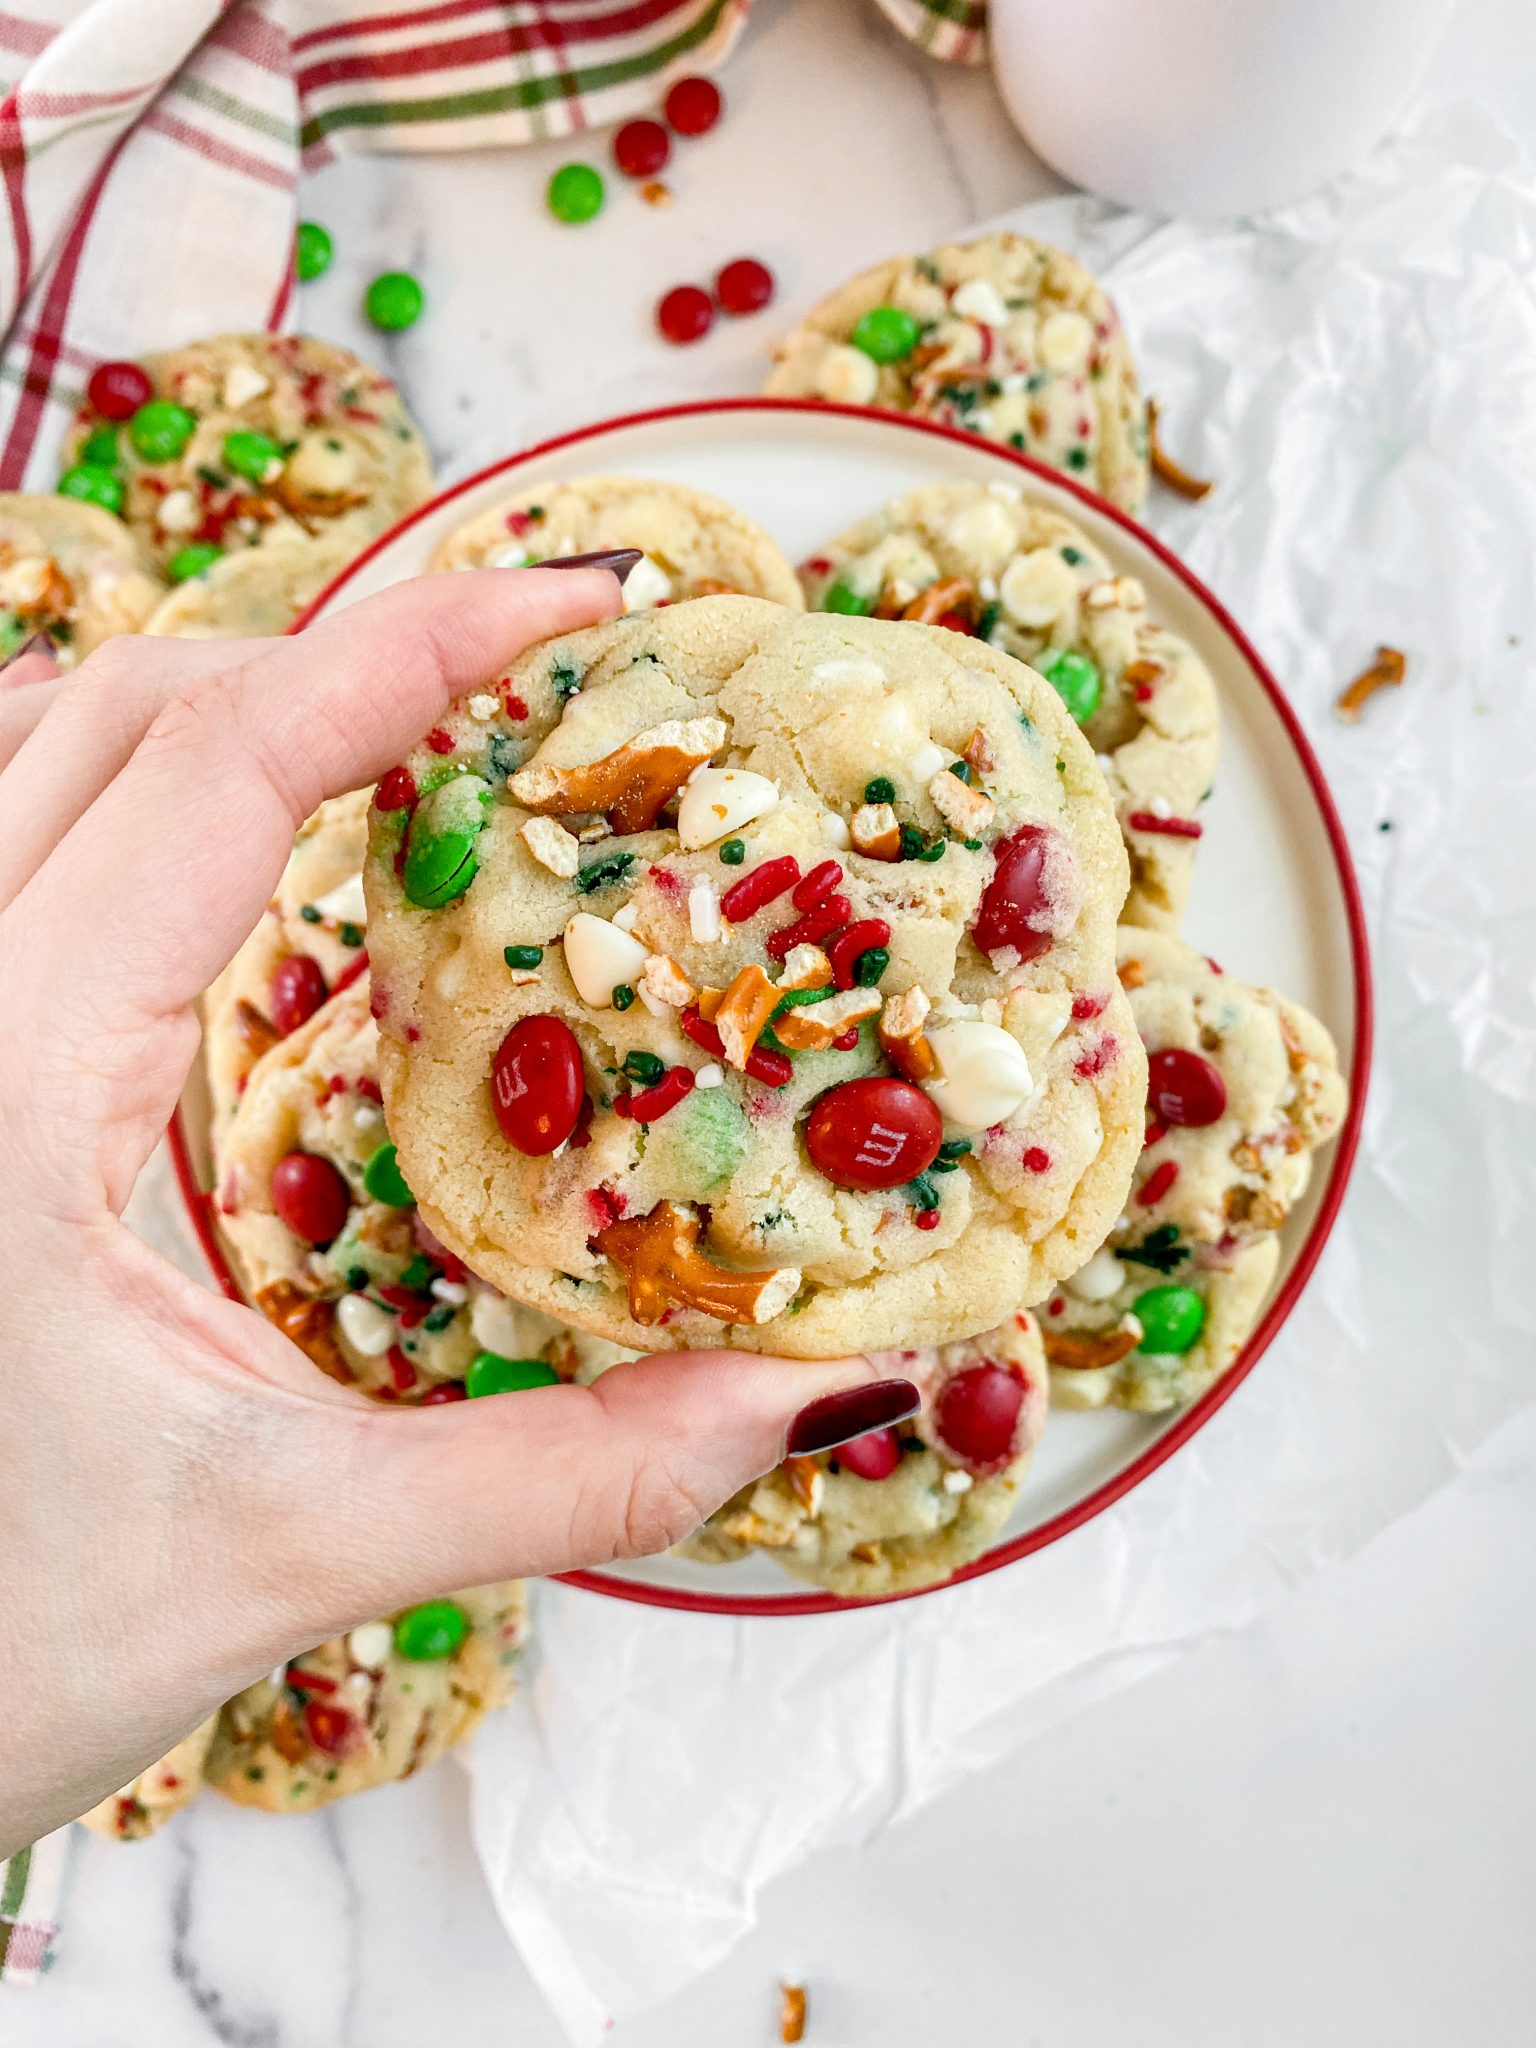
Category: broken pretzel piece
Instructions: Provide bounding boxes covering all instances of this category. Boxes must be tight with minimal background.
[715,963,782,1068]
[233,998,281,1061]
[595,1200,801,1326]
[902,576,973,626]
[878,984,936,1082]
[1147,398,1214,501]
[928,766,995,838]
[851,800,901,861]
[519,814,580,878]
[777,944,832,993]
[637,952,697,1015]
[779,1981,808,2045]
[510,716,727,834]
[784,1456,825,1517]
[1042,1320,1142,1371]
[1336,644,1406,723]
[773,986,880,1052]
[962,725,998,775]
[255,1283,354,1387]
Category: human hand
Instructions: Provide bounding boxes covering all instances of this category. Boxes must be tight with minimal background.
[0,567,915,1856]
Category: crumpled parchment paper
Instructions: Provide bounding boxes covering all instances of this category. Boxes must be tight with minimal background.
[461,100,1536,2042]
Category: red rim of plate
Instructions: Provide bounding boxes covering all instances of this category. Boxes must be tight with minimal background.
[172,395,1374,1619]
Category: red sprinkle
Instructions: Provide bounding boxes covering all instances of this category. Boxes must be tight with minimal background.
[1126,811,1203,839]
[425,727,456,755]
[720,854,800,923]
[791,860,844,912]
[333,950,370,994]
[586,1186,625,1230]
[505,509,534,537]
[503,691,530,721]
[303,1700,357,1757]
[826,918,890,990]
[283,1666,337,1694]
[1048,1298,1064,1316]
[914,1207,941,1230]
[833,1027,861,1051]
[1137,1158,1181,1207]
[681,1008,792,1086]
[614,1066,695,1122]
[1022,1146,1051,1172]
[387,1344,418,1391]
[355,1075,383,1103]
[1074,1035,1118,1080]
[1133,682,1156,702]
[935,610,972,635]
[1071,991,1108,1021]
[1143,1119,1168,1150]
[766,895,851,961]
[375,766,417,811]
[378,1285,429,1329]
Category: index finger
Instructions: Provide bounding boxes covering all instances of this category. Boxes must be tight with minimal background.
[10,566,624,1023]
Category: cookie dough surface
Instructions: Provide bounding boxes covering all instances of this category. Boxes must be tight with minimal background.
[144,529,355,639]
[0,492,163,663]
[430,474,804,612]
[205,1583,527,1815]
[803,484,1219,929]
[365,597,1145,1357]
[688,1310,1049,1597]
[79,1717,218,1841]
[765,234,1149,514]
[217,981,559,1400]
[61,333,431,573]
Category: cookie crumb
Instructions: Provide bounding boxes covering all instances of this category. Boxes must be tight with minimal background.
[779,1980,807,2043]
[1336,644,1406,722]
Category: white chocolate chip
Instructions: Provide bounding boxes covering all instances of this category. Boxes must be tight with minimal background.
[347,1620,395,1669]
[689,877,722,944]
[430,1278,469,1305]
[467,693,500,721]
[336,1292,397,1358]
[562,912,649,1007]
[621,553,673,612]
[520,815,580,878]
[941,1468,974,1495]
[612,902,639,933]
[1038,308,1094,373]
[222,362,271,409]
[814,342,880,405]
[819,811,852,850]
[470,1290,531,1358]
[1084,575,1145,612]
[920,1020,1034,1132]
[155,487,200,535]
[988,480,1022,503]
[676,767,779,850]
[1066,1248,1125,1301]
[907,740,947,783]
[694,1062,725,1089]
[1000,547,1079,630]
[811,658,887,688]
[486,542,529,569]
[1149,795,1172,819]
[312,873,366,925]
[283,431,356,497]
[951,277,1010,327]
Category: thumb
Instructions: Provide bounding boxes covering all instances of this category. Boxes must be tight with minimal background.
[333,1351,920,1607]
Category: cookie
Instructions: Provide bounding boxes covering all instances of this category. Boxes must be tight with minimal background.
[61,333,432,574]
[78,1716,218,1841]
[1043,1232,1280,1413]
[429,474,804,612]
[364,596,1146,1358]
[216,980,559,1401]
[0,493,163,664]
[764,234,1148,514]
[688,1309,1049,1597]
[202,788,374,1145]
[144,528,355,639]
[802,484,1219,929]
[205,1583,527,1816]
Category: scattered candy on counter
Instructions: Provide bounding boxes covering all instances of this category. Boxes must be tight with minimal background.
[1336,643,1407,722]
[656,282,715,345]
[365,269,425,332]
[547,161,606,224]
[663,74,722,136]
[295,220,333,282]
[613,117,670,179]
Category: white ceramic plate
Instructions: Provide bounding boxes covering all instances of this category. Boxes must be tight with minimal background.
[173,398,1371,1615]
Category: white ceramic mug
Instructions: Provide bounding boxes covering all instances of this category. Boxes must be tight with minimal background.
[989,0,1456,216]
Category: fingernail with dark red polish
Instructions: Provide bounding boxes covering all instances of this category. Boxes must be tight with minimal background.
[785,1378,921,1456]
[0,631,53,679]
[540,548,642,585]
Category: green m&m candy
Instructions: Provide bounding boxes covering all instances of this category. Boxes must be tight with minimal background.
[401,774,491,908]
[1132,1284,1206,1355]
[128,399,197,463]
[1038,648,1102,725]
[365,270,425,332]
[547,162,604,224]
[465,1350,560,1398]
[57,464,124,514]
[393,1599,469,1662]
[362,1141,413,1207]
[168,543,223,583]
[295,220,333,282]
[80,426,120,468]
[822,577,874,616]
[223,429,284,483]
[850,304,921,364]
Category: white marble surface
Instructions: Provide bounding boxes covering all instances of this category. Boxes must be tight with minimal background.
[8,0,1535,2041]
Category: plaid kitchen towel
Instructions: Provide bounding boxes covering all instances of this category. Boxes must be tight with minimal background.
[0,0,751,489]
[0,1827,75,1986]
[873,0,987,64]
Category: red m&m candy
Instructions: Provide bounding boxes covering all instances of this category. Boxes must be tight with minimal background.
[934,1362,1024,1470]
[972,823,1062,966]
[1146,1047,1227,1127]
[656,283,714,345]
[269,953,328,1037]
[271,1151,352,1245]
[490,1014,585,1155]
[715,258,774,316]
[804,1077,942,1192]
[834,1427,902,1481]
[664,74,722,136]
[613,118,670,178]
[87,359,152,421]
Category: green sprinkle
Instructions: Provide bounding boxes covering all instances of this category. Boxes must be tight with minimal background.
[931,1155,960,1173]
[345,1265,369,1291]
[864,776,896,804]
[719,838,747,865]
[362,1142,413,1208]
[1067,446,1090,471]
[949,760,973,783]
[195,465,229,490]
[295,220,333,282]
[976,600,1001,640]
[854,947,889,987]
[938,1138,972,1160]
[399,1255,435,1291]
[339,922,363,948]
[772,986,836,1016]
[898,824,925,860]
[1061,545,1085,566]
[915,837,947,863]
[907,1174,940,1210]
[576,849,635,895]
[551,659,583,700]
[504,944,543,970]
[964,837,983,850]
[623,1050,665,1085]
[1118,1224,1188,1275]
[423,1305,457,1333]
[822,578,874,617]
[612,983,637,1011]
[299,903,322,923]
